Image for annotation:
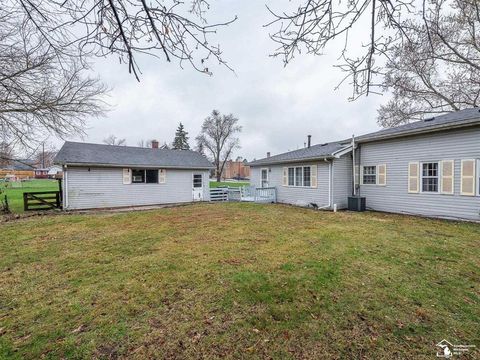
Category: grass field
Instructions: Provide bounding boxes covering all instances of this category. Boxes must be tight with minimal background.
[209,181,249,188]
[1,179,60,213]
[1,203,478,359]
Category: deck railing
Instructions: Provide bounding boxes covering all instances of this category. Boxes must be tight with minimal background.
[254,187,277,203]
[209,186,276,203]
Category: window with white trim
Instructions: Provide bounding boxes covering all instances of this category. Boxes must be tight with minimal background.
[303,167,311,187]
[286,166,312,187]
[295,167,302,186]
[363,166,377,185]
[261,168,269,188]
[288,167,295,186]
[421,162,439,192]
[131,169,159,184]
[193,174,203,188]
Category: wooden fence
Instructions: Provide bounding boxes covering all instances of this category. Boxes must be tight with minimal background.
[0,170,34,179]
[23,191,62,211]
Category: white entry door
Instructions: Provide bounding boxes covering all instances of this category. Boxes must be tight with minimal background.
[192,174,204,201]
[261,168,269,188]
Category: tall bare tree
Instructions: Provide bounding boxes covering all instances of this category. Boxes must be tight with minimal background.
[378,0,480,126]
[196,110,241,182]
[103,135,127,146]
[137,139,153,148]
[11,0,236,80]
[266,0,480,126]
[0,7,108,149]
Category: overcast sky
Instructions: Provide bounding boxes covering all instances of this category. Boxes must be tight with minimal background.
[54,0,386,161]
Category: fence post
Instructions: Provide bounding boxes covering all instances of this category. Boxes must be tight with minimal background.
[23,193,28,211]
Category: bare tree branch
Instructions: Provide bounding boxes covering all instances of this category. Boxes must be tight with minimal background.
[195,110,241,182]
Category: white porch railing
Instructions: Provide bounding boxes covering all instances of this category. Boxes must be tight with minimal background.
[209,186,276,203]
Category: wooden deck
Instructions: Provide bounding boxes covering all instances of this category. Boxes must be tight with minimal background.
[209,186,276,203]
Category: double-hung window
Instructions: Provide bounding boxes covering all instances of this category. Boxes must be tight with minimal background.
[288,168,295,186]
[303,167,311,187]
[421,162,439,192]
[295,167,303,186]
[286,166,312,187]
[362,166,377,185]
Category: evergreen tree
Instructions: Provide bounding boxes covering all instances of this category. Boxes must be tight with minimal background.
[172,123,190,150]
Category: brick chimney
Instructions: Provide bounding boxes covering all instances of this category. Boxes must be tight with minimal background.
[307,135,312,148]
[267,152,271,158]
[151,140,159,149]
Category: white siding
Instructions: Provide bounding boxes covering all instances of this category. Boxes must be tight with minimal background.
[332,155,353,209]
[65,166,210,210]
[357,127,480,221]
[251,161,331,207]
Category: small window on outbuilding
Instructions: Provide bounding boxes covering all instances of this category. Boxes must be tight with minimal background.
[146,169,158,183]
[132,169,145,183]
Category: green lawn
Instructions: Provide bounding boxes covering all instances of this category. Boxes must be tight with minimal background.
[1,179,60,213]
[0,203,479,359]
[209,181,250,188]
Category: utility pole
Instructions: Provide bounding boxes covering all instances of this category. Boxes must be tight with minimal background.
[42,142,45,168]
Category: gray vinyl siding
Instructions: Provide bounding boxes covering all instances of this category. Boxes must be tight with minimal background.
[251,161,330,207]
[64,166,210,210]
[332,155,353,209]
[357,126,480,221]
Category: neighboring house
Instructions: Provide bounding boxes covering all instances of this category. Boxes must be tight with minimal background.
[249,108,480,221]
[0,159,35,179]
[222,159,250,180]
[47,165,63,179]
[54,142,213,210]
[34,168,50,179]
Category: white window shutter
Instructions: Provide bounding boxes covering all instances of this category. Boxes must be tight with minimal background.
[310,165,317,188]
[360,166,364,185]
[378,164,387,186]
[460,159,475,196]
[408,162,419,193]
[282,167,288,186]
[122,168,131,184]
[354,165,360,187]
[440,160,454,195]
[158,169,167,184]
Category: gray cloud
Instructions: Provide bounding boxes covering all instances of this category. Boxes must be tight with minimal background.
[55,0,386,161]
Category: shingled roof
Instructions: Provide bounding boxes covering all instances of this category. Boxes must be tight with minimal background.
[248,141,350,166]
[54,142,213,169]
[356,107,480,143]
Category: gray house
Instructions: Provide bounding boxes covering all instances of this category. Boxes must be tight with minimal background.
[250,108,480,221]
[54,141,213,210]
